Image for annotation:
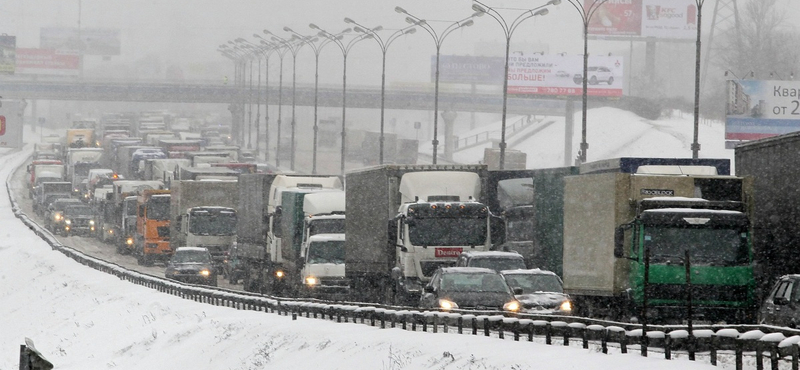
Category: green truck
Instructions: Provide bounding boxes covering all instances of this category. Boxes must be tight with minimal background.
[561,158,757,323]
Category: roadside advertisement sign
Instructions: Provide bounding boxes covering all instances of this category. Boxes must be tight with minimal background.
[41,27,121,55]
[15,49,80,76]
[587,0,697,40]
[0,35,16,74]
[506,53,624,97]
[0,99,25,148]
[432,55,505,85]
[726,79,800,140]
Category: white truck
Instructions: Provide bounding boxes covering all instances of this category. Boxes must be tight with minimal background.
[345,165,501,305]
[298,191,347,298]
[170,180,239,272]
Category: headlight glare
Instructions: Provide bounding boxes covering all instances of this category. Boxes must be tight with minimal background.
[438,299,458,311]
[64,219,71,225]
[89,220,95,225]
[275,270,285,278]
[560,300,573,312]
[200,269,211,277]
[504,300,521,312]
[305,276,318,286]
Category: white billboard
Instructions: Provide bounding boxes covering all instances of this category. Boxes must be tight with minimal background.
[506,53,624,97]
[0,99,25,148]
[588,0,697,40]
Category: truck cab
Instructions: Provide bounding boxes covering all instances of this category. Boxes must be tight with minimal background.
[176,206,237,272]
[135,190,172,266]
[300,233,348,298]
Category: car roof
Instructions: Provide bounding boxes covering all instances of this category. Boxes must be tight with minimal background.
[460,251,524,259]
[175,247,209,253]
[500,268,559,277]
[440,267,497,274]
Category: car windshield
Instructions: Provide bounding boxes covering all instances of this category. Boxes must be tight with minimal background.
[469,257,526,271]
[65,206,94,216]
[503,273,563,294]
[306,240,345,264]
[440,273,510,294]
[172,250,211,264]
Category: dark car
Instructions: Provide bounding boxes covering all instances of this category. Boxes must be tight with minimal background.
[45,198,83,234]
[758,274,800,327]
[455,251,526,272]
[500,269,573,315]
[61,205,97,237]
[165,247,218,286]
[419,267,521,312]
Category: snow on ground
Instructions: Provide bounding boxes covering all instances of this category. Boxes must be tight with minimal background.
[0,113,739,369]
[451,108,732,169]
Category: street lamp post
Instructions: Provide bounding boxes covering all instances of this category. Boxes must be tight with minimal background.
[286,27,347,174]
[256,39,280,163]
[567,0,608,165]
[221,42,249,147]
[311,24,373,175]
[471,0,559,170]
[691,0,705,159]
[258,32,290,168]
[395,7,478,164]
[265,30,314,171]
[344,18,416,165]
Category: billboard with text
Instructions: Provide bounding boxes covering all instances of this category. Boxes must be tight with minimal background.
[726,79,800,140]
[506,53,624,97]
[432,55,505,85]
[588,0,697,40]
[16,49,79,76]
[41,27,121,55]
[0,99,24,148]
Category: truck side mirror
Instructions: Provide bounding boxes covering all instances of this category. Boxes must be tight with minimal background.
[388,219,397,244]
[424,285,435,294]
[490,215,506,246]
[613,226,625,258]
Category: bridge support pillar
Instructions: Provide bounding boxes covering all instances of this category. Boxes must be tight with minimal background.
[442,110,458,162]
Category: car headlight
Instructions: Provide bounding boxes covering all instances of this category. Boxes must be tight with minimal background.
[503,300,521,312]
[126,237,134,245]
[560,300,573,312]
[54,214,62,221]
[108,229,114,234]
[305,276,318,286]
[89,220,95,225]
[438,299,458,311]
[200,269,211,277]
[64,219,71,225]
[275,270,285,279]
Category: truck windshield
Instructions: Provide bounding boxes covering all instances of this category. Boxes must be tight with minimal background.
[506,219,535,242]
[189,211,237,236]
[306,240,345,264]
[146,197,170,220]
[124,200,138,216]
[408,217,487,247]
[307,218,345,236]
[642,226,750,266]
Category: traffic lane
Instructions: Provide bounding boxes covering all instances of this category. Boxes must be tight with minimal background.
[10,162,240,290]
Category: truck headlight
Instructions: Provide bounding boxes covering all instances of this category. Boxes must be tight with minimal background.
[438,299,458,311]
[559,300,573,312]
[54,214,62,221]
[503,300,521,312]
[64,219,71,225]
[200,269,211,277]
[305,276,318,286]
[126,237,134,245]
[89,220,95,225]
[275,270,285,279]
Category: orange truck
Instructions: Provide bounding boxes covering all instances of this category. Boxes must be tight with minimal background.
[134,189,172,266]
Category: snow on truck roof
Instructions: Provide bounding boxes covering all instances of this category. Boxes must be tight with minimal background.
[399,171,481,204]
[303,191,345,215]
[308,234,345,242]
[642,208,743,215]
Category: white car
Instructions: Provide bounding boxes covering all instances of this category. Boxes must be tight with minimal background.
[573,66,614,85]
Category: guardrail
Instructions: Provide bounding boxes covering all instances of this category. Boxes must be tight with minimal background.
[455,116,542,151]
[8,157,800,370]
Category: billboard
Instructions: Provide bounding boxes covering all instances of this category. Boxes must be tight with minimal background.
[588,0,697,40]
[506,53,624,97]
[725,79,800,141]
[0,35,16,74]
[15,49,80,76]
[40,27,121,55]
[0,99,25,148]
[432,55,505,85]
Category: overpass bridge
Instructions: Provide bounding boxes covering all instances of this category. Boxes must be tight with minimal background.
[0,78,567,115]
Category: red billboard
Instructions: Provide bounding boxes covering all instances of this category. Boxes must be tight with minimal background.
[15,49,79,76]
[587,0,642,36]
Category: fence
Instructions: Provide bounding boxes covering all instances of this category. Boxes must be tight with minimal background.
[455,116,541,150]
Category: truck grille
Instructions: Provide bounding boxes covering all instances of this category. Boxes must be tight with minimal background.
[648,284,748,303]
[419,261,456,277]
